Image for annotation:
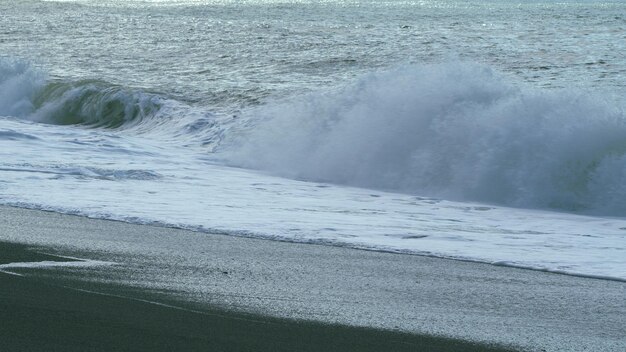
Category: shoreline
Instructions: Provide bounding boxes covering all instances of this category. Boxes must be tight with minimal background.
[5,203,625,284]
[1,205,625,351]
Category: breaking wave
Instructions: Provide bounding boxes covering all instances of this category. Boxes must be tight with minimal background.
[0,59,162,129]
[30,81,162,128]
[4,58,626,215]
[226,62,626,215]
[0,59,43,118]
[0,58,229,145]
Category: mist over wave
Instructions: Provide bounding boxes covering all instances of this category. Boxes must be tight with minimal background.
[0,59,44,118]
[226,63,626,215]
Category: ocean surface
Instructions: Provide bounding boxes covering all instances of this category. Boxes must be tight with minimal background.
[1,0,625,280]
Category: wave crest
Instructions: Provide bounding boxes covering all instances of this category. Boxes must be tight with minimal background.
[0,58,161,129]
[226,63,626,215]
[30,81,162,128]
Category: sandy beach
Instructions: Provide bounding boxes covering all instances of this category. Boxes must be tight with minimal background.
[1,241,512,352]
[1,205,624,351]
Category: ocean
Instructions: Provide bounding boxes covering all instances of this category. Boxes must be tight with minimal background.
[1,0,625,280]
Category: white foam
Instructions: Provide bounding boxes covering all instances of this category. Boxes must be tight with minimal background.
[1,114,625,280]
[0,59,44,118]
[226,62,626,215]
[0,259,115,276]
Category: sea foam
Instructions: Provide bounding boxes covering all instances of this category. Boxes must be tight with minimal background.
[0,59,44,118]
[227,62,626,215]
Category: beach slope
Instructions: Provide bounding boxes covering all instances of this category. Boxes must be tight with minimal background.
[0,206,624,351]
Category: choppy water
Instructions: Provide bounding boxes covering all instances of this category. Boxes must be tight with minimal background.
[1,0,626,279]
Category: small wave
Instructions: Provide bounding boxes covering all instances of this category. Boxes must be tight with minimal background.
[0,164,162,181]
[0,129,39,140]
[225,62,626,215]
[86,167,162,181]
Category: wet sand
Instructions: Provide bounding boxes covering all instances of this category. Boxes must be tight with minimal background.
[0,242,515,352]
[0,206,624,351]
